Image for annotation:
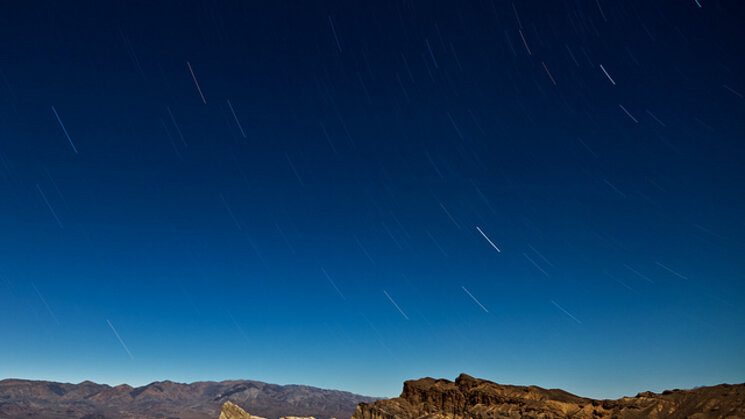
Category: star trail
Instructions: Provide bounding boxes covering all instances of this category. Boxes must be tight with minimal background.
[0,0,743,399]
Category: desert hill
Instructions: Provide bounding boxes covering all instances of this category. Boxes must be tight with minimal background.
[352,373,745,419]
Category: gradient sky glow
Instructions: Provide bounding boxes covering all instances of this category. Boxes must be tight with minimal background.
[1,0,744,399]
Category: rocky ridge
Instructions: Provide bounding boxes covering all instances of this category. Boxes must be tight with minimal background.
[352,373,745,419]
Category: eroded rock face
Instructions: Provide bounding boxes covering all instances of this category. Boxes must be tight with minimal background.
[352,374,745,419]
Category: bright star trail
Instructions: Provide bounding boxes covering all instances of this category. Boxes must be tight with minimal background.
[476,226,501,253]
[599,64,616,85]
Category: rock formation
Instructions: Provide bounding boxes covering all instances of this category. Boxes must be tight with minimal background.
[220,401,266,419]
[353,373,745,419]
[218,401,318,419]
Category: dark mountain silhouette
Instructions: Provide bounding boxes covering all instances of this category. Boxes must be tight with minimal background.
[353,374,745,419]
[0,378,375,419]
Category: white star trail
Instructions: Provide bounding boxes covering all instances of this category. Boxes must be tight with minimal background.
[542,62,557,86]
[599,64,616,85]
[518,29,532,55]
[35,184,63,228]
[645,109,667,127]
[476,226,501,253]
[32,282,59,324]
[187,61,207,104]
[551,300,582,324]
[624,264,654,283]
[656,262,689,280]
[226,100,246,138]
[618,104,639,123]
[328,16,342,53]
[462,286,488,313]
[106,319,134,360]
[322,267,345,300]
[51,106,78,154]
[523,253,549,277]
[383,290,409,320]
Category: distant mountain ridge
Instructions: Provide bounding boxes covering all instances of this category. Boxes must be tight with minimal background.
[0,378,376,419]
[353,374,745,419]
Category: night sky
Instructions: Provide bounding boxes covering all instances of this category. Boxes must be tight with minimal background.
[1,0,744,399]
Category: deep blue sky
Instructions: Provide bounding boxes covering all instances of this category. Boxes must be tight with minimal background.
[1,0,744,399]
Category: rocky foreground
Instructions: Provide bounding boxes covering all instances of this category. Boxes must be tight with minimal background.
[352,374,745,419]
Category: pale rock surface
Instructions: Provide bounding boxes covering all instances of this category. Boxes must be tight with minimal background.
[219,401,318,419]
[219,401,266,419]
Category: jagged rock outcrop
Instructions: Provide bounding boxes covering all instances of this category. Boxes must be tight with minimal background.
[352,373,745,419]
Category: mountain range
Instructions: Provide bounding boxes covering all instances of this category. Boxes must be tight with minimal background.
[3,374,745,419]
[0,378,375,419]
